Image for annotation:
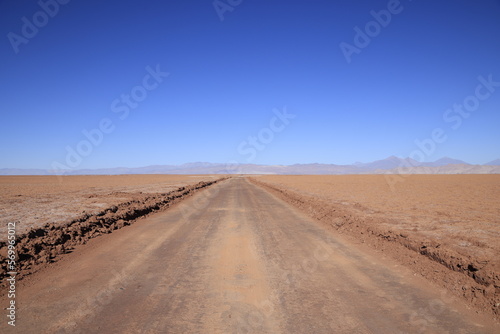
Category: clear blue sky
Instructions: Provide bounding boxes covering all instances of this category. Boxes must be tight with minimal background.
[1,0,499,169]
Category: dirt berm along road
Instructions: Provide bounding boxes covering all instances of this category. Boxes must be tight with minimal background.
[4,177,498,333]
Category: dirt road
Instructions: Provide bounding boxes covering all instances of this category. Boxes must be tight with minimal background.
[3,178,497,333]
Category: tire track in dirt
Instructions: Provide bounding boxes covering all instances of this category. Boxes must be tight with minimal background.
[243,178,490,333]
[249,177,500,319]
[207,183,282,333]
[0,178,227,286]
[2,177,498,333]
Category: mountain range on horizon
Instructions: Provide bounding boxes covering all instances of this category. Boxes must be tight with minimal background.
[1,156,500,176]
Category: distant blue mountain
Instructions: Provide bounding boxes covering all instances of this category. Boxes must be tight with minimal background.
[1,156,499,175]
[423,157,469,167]
[484,159,500,166]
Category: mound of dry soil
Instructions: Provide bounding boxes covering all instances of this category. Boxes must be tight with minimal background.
[249,177,499,319]
[0,178,226,286]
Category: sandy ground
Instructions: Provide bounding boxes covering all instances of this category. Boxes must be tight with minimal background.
[250,174,500,318]
[2,178,498,333]
[0,175,217,239]
[251,175,500,262]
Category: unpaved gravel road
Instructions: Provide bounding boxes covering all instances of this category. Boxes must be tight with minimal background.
[3,177,498,333]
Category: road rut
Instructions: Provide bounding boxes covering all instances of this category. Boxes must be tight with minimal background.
[3,177,497,333]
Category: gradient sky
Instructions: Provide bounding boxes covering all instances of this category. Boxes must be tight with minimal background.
[1,0,499,169]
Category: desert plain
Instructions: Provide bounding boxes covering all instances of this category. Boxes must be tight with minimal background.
[0,174,499,333]
[252,174,500,271]
[0,174,219,238]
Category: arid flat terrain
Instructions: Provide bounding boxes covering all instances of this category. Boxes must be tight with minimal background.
[1,175,499,333]
[252,175,500,260]
[2,177,498,333]
[250,174,500,318]
[0,175,218,239]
